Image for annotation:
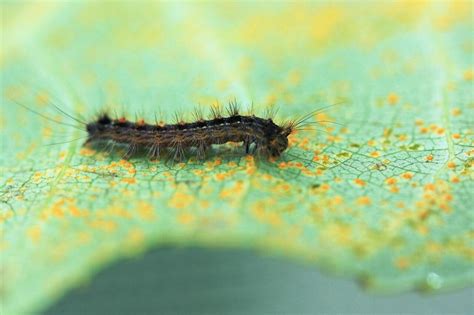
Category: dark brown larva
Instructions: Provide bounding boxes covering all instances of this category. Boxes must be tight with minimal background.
[85,103,294,160]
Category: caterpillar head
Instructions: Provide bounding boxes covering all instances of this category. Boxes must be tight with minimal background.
[86,114,112,136]
[267,125,292,158]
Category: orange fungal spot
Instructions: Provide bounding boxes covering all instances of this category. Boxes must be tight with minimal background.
[395,257,410,270]
[450,176,460,183]
[424,183,435,191]
[169,191,194,209]
[387,92,399,105]
[463,69,473,81]
[215,173,227,181]
[178,213,195,224]
[121,178,136,184]
[370,151,380,158]
[27,226,42,242]
[451,108,461,116]
[320,183,330,191]
[357,196,371,205]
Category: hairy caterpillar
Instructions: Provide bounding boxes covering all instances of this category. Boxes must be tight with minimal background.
[15,99,338,162]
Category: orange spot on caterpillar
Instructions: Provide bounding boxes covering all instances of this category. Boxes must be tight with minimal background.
[118,117,127,123]
[387,92,399,105]
[436,128,445,135]
[452,133,461,139]
[401,172,413,180]
[447,161,456,169]
[136,119,145,126]
[425,154,434,162]
[385,178,397,185]
[354,178,366,187]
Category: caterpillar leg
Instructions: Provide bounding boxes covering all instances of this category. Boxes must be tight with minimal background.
[147,144,161,160]
[196,142,210,160]
[123,144,137,160]
[171,144,186,161]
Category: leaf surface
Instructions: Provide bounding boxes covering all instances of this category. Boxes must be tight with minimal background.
[1,2,473,313]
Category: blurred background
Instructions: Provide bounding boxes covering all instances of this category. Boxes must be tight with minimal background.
[1,1,473,314]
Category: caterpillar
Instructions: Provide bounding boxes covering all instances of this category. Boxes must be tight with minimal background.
[15,99,338,162]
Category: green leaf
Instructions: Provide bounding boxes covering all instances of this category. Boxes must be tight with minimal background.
[1,2,473,314]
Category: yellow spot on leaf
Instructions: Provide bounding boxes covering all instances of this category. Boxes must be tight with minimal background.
[357,196,371,205]
[80,148,96,157]
[451,108,461,116]
[89,220,117,232]
[395,257,410,270]
[27,226,41,242]
[370,151,380,158]
[463,69,473,81]
[215,173,227,181]
[121,178,136,184]
[320,183,330,191]
[387,92,399,105]
[169,191,195,209]
[178,213,195,224]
